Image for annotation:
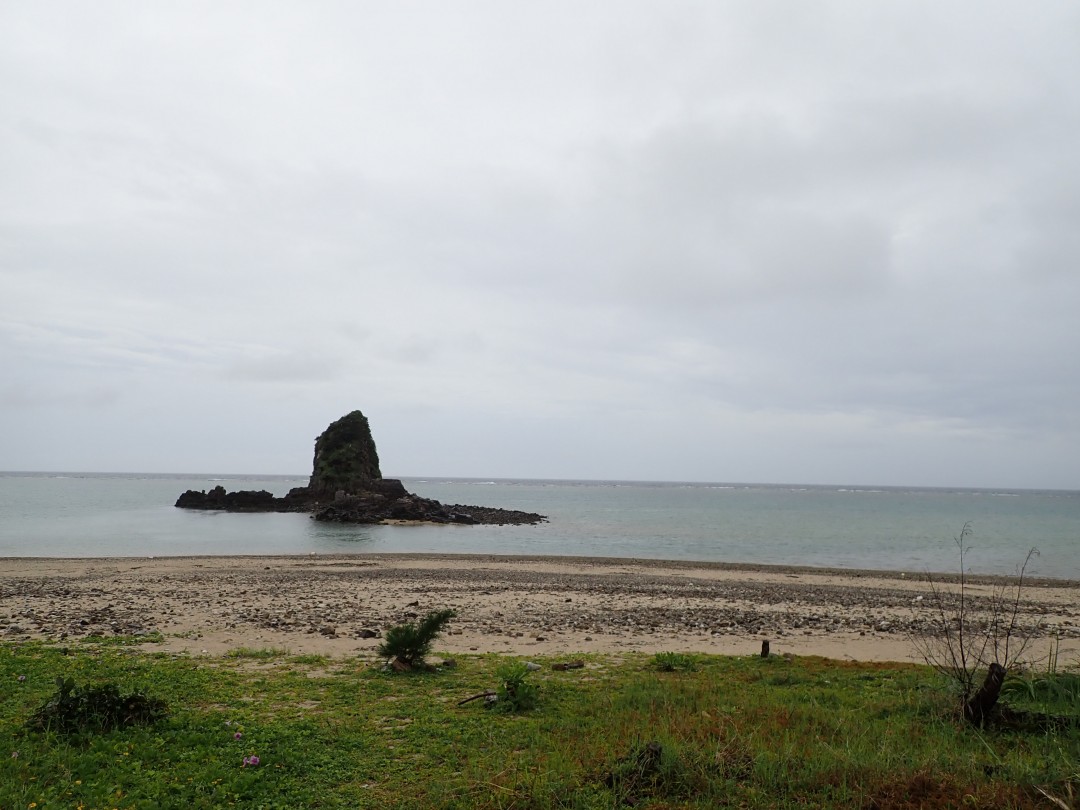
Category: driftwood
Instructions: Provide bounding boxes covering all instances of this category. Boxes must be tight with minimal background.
[552,661,585,671]
[457,690,496,706]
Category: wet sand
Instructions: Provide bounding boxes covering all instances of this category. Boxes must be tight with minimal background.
[2,554,1077,664]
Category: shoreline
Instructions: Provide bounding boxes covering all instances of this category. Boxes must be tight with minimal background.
[3,553,1077,664]
[6,550,1079,585]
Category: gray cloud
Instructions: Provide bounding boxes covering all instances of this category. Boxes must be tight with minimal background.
[1,2,1078,487]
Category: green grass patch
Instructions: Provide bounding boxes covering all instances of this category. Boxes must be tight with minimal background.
[77,631,165,646]
[2,641,1077,808]
[225,646,291,660]
[289,653,331,667]
[652,651,699,672]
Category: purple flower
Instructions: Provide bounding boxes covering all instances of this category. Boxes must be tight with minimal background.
[242,755,260,767]
[10,751,17,759]
[17,675,26,682]
[234,732,243,740]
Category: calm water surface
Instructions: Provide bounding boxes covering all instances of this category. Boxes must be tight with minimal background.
[0,473,1077,578]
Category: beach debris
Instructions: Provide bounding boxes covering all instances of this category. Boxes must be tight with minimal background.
[552,660,585,671]
[457,690,498,706]
[459,662,540,712]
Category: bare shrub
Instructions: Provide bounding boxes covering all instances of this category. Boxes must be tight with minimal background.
[911,522,1042,724]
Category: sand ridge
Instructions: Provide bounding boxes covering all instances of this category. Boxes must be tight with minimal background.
[1,554,1077,664]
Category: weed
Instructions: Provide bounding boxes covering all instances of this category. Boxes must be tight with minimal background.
[653,651,698,672]
[493,661,539,713]
[289,653,330,666]
[226,646,290,660]
[602,739,710,805]
[26,676,168,734]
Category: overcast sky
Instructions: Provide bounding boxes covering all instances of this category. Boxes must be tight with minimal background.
[2,2,1078,488]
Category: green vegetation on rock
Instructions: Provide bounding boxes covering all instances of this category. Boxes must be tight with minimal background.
[307,409,382,494]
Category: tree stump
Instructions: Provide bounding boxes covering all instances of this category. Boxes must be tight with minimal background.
[964,663,1006,725]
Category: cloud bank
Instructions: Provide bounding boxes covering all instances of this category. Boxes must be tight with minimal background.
[2,2,1078,487]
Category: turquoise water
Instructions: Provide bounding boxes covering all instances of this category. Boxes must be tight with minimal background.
[0,472,1077,579]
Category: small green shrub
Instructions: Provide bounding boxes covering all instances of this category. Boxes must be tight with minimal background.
[494,661,539,713]
[26,677,168,734]
[653,652,698,672]
[378,608,456,669]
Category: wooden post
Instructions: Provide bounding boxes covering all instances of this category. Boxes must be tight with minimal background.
[760,640,770,658]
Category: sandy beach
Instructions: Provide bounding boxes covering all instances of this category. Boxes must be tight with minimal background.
[2,554,1077,664]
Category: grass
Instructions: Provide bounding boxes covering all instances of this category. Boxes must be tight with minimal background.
[225,646,292,660]
[2,640,1077,809]
[652,651,700,673]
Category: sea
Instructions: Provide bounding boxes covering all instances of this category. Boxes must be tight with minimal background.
[1,472,1078,580]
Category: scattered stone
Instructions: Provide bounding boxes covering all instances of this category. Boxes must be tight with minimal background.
[2,556,1070,663]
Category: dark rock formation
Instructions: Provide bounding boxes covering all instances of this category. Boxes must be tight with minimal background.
[174,486,277,512]
[307,410,382,496]
[175,410,546,526]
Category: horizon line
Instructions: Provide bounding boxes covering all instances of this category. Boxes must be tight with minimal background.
[1,469,1075,494]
